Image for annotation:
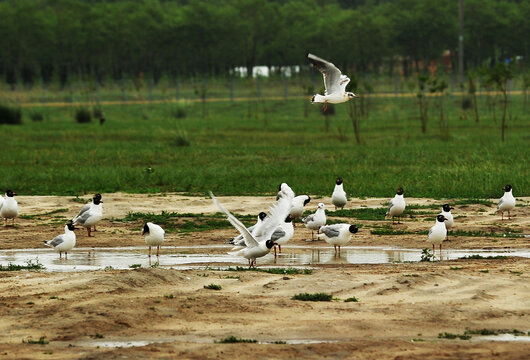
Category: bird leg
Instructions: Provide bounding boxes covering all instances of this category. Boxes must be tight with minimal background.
[311,230,314,241]
[338,246,341,255]
[334,245,337,253]
[508,211,511,220]
[278,244,282,254]
[93,226,97,232]
[439,244,442,259]
[148,246,152,258]
[65,252,68,260]
[4,218,7,227]
[397,216,401,224]
[322,101,328,112]
[157,245,160,257]
[501,212,504,220]
[392,216,395,225]
[87,227,93,237]
[59,252,62,259]
[274,245,277,258]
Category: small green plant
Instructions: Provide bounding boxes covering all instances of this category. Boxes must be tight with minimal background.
[75,108,92,123]
[450,266,463,270]
[164,294,174,299]
[204,284,222,290]
[0,104,22,125]
[151,262,159,268]
[344,297,359,303]
[224,267,312,275]
[23,336,49,345]
[216,336,257,344]
[460,255,508,260]
[292,293,333,302]
[0,259,44,271]
[420,248,434,262]
[479,269,489,273]
[438,332,471,340]
[104,266,114,270]
[271,340,287,344]
[90,333,104,339]
[129,264,141,269]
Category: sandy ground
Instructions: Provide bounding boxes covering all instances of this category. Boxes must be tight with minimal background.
[0,193,529,359]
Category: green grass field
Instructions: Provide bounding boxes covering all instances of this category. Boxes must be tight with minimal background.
[0,95,528,197]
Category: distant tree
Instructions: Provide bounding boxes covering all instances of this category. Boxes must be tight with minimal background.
[482,62,514,142]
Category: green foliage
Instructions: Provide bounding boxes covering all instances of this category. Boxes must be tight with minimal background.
[129,264,141,269]
[216,336,257,343]
[420,248,434,262]
[29,111,44,122]
[459,255,508,260]
[438,332,472,340]
[22,336,49,345]
[203,284,222,290]
[292,293,333,302]
[75,108,92,123]
[0,259,44,271]
[0,105,22,125]
[344,297,359,303]
[224,267,312,275]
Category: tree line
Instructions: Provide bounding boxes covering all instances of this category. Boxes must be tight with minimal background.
[0,0,528,88]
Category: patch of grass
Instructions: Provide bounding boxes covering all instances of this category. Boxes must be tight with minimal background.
[23,336,49,345]
[509,270,522,276]
[203,284,222,290]
[450,266,463,270]
[465,328,529,336]
[479,269,489,273]
[224,267,312,275]
[129,264,141,269]
[75,107,92,123]
[29,111,44,122]
[271,340,287,344]
[453,199,494,206]
[197,273,209,277]
[164,293,174,299]
[412,338,425,342]
[438,332,472,340]
[327,208,386,220]
[216,336,257,343]
[90,333,104,339]
[420,248,434,262]
[344,297,359,302]
[292,293,333,302]
[0,259,44,271]
[459,255,508,260]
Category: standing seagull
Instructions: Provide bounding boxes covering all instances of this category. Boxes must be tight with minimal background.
[307,53,357,112]
[318,224,358,255]
[44,221,76,259]
[386,187,406,224]
[72,194,103,237]
[497,184,516,220]
[428,215,447,259]
[142,222,165,257]
[302,202,326,241]
[289,195,311,226]
[271,215,294,257]
[331,177,348,210]
[439,204,454,240]
[1,190,18,227]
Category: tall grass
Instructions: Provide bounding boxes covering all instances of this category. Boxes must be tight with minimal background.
[0,97,528,197]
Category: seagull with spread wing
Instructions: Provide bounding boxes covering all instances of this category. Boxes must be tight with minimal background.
[307,53,357,112]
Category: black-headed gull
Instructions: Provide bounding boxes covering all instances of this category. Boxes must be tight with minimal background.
[439,204,454,239]
[1,190,18,227]
[211,191,292,267]
[307,53,357,112]
[142,222,165,257]
[72,194,103,237]
[386,187,406,224]
[302,202,326,241]
[318,224,358,254]
[44,221,76,259]
[271,215,294,257]
[497,184,516,220]
[289,195,310,225]
[428,214,447,258]
[331,177,348,210]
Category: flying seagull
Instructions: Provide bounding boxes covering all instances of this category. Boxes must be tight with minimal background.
[307,53,357,112]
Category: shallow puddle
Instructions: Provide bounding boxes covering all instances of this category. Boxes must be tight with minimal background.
[1,245,529,272]
[475,334,530,342]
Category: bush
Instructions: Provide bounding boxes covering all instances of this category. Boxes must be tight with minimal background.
[75,108,92,123]
[93,107,103,119]
[0,105,22,125]
[30,111,44,122]
[171,106,187,119]
[461,96,473,110]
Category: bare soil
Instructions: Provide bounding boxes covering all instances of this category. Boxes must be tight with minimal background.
[0,194,529,359]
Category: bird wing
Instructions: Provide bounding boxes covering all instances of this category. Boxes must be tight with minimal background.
[270,227,286,241]
[73,202,91,221]
[497,197,504,210]
[321,225,340,238]
[339,75,351,92]
[73,210,91,225]
[307,53,343,95]
[254,193,293,241]
[302,214,314,223]
[49,235,65,247]
[428,227,434,237]
[386,199,394,215]
[210,192,259,248]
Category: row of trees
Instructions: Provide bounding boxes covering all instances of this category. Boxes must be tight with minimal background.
[0,0,528,87]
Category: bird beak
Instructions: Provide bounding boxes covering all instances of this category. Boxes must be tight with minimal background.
[450,207,455,210]
[353,94,358,98]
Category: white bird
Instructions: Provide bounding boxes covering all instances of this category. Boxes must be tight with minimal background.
[211,191,292,267]
[302,202,326,241]
[497,184,516,220]
[439,204,454,239]
[307,53,357,112]
[1,190,18,227]
[142,222,165,257]
[72,194,103,237]
[428,214,447,258]
[271,215,295,256]
[289,195,310,225]
[318,224,358,254]
[331,177,348,210]
[230,212,267,247]
[44,221,76,259]
[386,187,406,224]
[276,182,295,200]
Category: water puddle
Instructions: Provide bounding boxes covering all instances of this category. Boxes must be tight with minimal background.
[476,334,530,342]
[1,246,529,272]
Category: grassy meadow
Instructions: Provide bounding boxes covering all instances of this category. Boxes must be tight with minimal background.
[0,95,528,198]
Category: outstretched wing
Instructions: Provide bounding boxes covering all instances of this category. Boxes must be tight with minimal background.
[254,193,293,241]
[210,192,259,248]
[307,53,342,95]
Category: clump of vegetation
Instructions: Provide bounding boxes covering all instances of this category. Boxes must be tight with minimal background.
[174,129,190,147]
[90,333,104,339]
[459,255,508,260]
[420,248,434,262]
[129,264,141,269]
[292,293,333,302]
[171,105,187,119]
[0,259,44,271]
[224,267,312,275]
[164,293,175,299]
[464,328,529,336]
[29,111,44,122]
[344,297,359,302]
[216,336,257,344]
[75,108,92,123]
[203,284,222,290]
[438,332,472,340]
[0,104,22,125]
[92,106,103,119]
[22,336,49,345]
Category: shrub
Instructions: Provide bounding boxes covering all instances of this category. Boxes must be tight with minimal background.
[0,104,22,125]
[461,96,473,110]
[29,111,44,122]
[75,108,92,123]
[92,107,103,119]
[171,106,187,119]
[292,292,333,301]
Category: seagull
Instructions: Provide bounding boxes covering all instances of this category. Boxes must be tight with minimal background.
[271,215,294,257]
[44,221,76,259]
[386,187,406,224]
[307,53,357,112]
[439,204,454,239]
[1,190,18,227]
[302,202,326,241]
[318,224,358,254]
[428,214,447,258]
[211,191,292,267]
[331,177,348,210]
[72,194,103,237]
[276,182,295,200]
[497,184,516,220]
[230,212,267,247]
[289,195,310,226]
[142,222,165,257]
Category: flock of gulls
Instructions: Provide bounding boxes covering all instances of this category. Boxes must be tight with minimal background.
[0,54,519,267]
[0,181,517,267]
